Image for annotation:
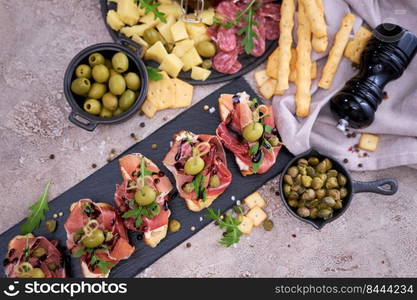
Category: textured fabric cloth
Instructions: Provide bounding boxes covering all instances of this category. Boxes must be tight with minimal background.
[272,0,417,171]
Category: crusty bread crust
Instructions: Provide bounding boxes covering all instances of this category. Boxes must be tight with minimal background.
[184,195,217,212]
[8,234,35,250]
[143,224,168,248]
[81,261,109,278]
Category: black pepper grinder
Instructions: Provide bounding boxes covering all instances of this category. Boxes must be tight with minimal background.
[330,23,417,131]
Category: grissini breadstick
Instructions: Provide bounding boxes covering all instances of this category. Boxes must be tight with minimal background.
[301,0,327,38]
[311,0,328,52]
[295,2,312,117]
[318,13,355,89]
[344,26,372,64]
[274,0,295,94]
[289,49,317,82]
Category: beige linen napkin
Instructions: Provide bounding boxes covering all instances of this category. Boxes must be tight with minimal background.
[272,0,417,171]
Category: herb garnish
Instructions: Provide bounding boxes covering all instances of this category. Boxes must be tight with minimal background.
[20,181,51,234]
[205,208,242,247]
[249,142,259,156]
[192,172,207,202]
[74,248,114,274]
[135,0,166,23]
[146,66,163,81]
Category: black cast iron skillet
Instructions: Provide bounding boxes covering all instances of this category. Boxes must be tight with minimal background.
[279,148,398,229]
[63,38,148,131]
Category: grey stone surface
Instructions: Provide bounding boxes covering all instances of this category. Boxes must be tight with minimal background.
[1,0,416,278]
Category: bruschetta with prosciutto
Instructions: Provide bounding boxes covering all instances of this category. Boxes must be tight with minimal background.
[114,153,173,248]
[216,92,282,176]
[163,130,232,212]
[64,199,134,278]
[4,234,66,278]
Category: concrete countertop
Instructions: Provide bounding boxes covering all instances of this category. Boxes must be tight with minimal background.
[1,0,416,277]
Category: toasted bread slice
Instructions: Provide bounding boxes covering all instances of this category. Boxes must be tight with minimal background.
[184,195,217,212]
[143,224,168,248]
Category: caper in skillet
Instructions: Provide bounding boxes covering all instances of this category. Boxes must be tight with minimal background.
[298,166,307,175]
[309,207,318,219]
[327,169,338,177]
[308,157,320,166]
[305,199,319,208]
[284,174,293,185]
[327,189,341,201]
[316,173,327,183]
[301,175,312,187]
[326,177,339,189]
[323,158,333,171]
[283,184,291,197]
[340,187,348,199]
[288,199,298,208]
[306,166,316,177]
[315,161,327,173]
[301,189,315,201]
[292,185,305,194]
[297,199,306,208]
[311,177,324,190]
[322,196,336,208]
[318,208,333,220]
[288,191,299,200]
[337,173,347,186]
[297,207,310,218]
[297,158,308,167]
[334,200,343,209]
[315,189,326,200]
[287,166,299,178]
[294,174,302,185]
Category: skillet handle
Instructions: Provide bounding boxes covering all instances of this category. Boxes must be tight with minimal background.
[69,112,97,131]
[117,36,143,57]
[352,179,398,195]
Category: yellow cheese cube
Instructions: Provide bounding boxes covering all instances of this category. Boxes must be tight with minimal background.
[159,54,184,78]
[181,47,203,71]
[106,10,125,31]
[201,8,215,25]
[244,192,267,209]
[171,20,189,42]
[144,41,168,64]
[156,15,176,44]
[172,39,195,58]
[186,22,210,44]
[246,206,268,227]
[140,13,160,27]
[158,0,172,4]
[120,24,150,37]
[158,3,182,19]
[117,0,140,26]
[237,216,254,235]
[191,66,211,81]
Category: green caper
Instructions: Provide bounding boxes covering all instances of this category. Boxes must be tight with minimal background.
[327,189,341,201]
[306,166,316,177]
[317,173,327,182]
[263,219,274,231]
[268,136,281,147]
[323,158,333,171]
[298,166,307,175]
[196,41,216,58]
[100,107,113,118]
[183,182,194,193]
[297,158,309,167]
[168,219,181,233]
[337,174,347,186]
[326,177,339,189]
[209,175,220,188]
[288,191,299,200]
[318,208,333,220]
[292,185,305,194]
[340,187,348,199]
[305,189,316,200]
[201,59,212,69]
[75,64,92,79]
[143,28,164,46]
[315,161,327,173]
[327,169,338,177]
[32,247,46,258]
[301,175,312,187]
[315,189,326,200]
[88,52,105,67]
[322,196,336,208]
[309,207,318,219]
[294,174,302,185]
[297,207,310,218]
[298,199,306,208]
[45,219,57,233]
[311,177,324,190]
[287,166,299,178]
[308,157,320,166]
[305,199,319,208]
[47,263,58,271]
[283,184,291,197]
[334,200,343,209]
[284,174,293,185]
[288,199,298,207]
[318,202,329,210]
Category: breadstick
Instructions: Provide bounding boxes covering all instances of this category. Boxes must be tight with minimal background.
[295,2,312,117]
[274,0,295,94]
[344,26,372,64]
[289,49,317,82]
[301,0,327,38]
[311,0,328,52]
[318,13,355,89]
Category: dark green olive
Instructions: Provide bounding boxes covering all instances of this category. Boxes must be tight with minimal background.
[284,174,293,185]
[92,64,110,83]
[196,41,216,57]
[322,196,336,208]
[201,59,212,69]
[88,83,107,99]
[168,219,181,233]
[288,199,298,207]
[75,64,92,78]
[326,177,339,189]
[112,52,129,73]
[327,189,341,201]
[301,175,312,187]
[119,90,136,111]
[297,207,310,218]
[340,187,348,199]
[315,189,326,200]
[297,158,309,167]
[268,136,280,147]
[309,207,318,219]
[209,175,220,188]
[318,208,333,220]
[287,166,299,178]
[124,72,141,91]
[109,74,126,95]
[88,52,105,67]
[143,28,164,46]
[337,174,347,186]
[327,169,338,177]
[311,177,324,190]
[83,99,101,115]
[100,107,113,118]
[308,157,320,166]
[71,78,91,96]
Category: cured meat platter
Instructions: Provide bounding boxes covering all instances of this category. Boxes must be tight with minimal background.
[0,77,292,278]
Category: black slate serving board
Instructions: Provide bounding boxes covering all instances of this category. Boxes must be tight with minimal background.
[0,78,292,278]
[100,0,278,85]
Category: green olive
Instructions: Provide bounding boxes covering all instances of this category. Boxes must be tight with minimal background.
[119,89,136,111]
[102,92,118,111]
[75,64,92,78]
[83,99,102,115]
[209,175,220,188]
[183,182,194,193]
[88,52,105,67]
[31,268,46,278]
[135,185,157,206]
[263,219,274,231]
[92,64,110,83]
[112,52,129,73]
[201,59,212,69]
[88,82,107,99]
[82,229,105,248]
[99,107,113,118]
[124,72,141,91]
[184,156,205,175]
[242,122,264,142]
[71,78,91,96]
[268,136,280,147]
[113,107,124,117]
[287,166,299,178]
[32,247,46,258]
[196,41,216,58]
[308,157,320,166]
[168,219,181,233]
[337,174,347,186]
[143,28,164,45]
[109,74,126,95]
[297,207,310,218]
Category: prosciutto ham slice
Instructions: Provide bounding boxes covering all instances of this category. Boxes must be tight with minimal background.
[216,92,282,176]
[114,153,173,248]
[163,130,232,212]
[64,199,134,278]
[4,234,66,278]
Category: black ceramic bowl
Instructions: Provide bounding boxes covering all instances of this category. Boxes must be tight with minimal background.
[279,148,398,229]
[64,38,148,131]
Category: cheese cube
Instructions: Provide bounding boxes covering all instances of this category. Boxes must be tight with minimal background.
[201,8,215,25]
[191,66,211,81]
[358,133,379,152]
[156,15,176,44]
[171,20,189,42]
[158,3,183,19]
[246,206,268,227]
[181,47,203,71]
[131,35,149,55]
[140,13,160,27]
[120,24,150,37]
[158,0,172,4]
[244,192,266,209]
[117,0,140,26]
[106,10,125,31]
[144,41,168,64]
[172,39,195,58]
[237,216,254,235]
[186,22,210,44]
[159,54,184,78]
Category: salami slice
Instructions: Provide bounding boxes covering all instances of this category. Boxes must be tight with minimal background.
[217,27,238,52]
[213,49,239,74]
[265,19,280,40]
[251,16,266,57]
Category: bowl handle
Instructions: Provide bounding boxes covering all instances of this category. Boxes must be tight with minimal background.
[352,178,398,195]
[117,36,143,57]
[69,111,97,131]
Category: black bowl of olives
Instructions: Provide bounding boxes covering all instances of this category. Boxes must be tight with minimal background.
[279,148,398,229]
[64,38,148,131]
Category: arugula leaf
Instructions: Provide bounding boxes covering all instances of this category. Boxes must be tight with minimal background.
[249,97,259,107]
[252,151,264,174]
[135,0,166,23]
[146,66,163,81]
[97,260,115,274]
[122,206,144,219]
[249,142,259,156]
[135,216,142,228]
[238,6,257,55]
[73,248,86,258]
[205,208,242,247]
[192,172,207,202]
[264,125,272,134]
[20,181,51,234]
